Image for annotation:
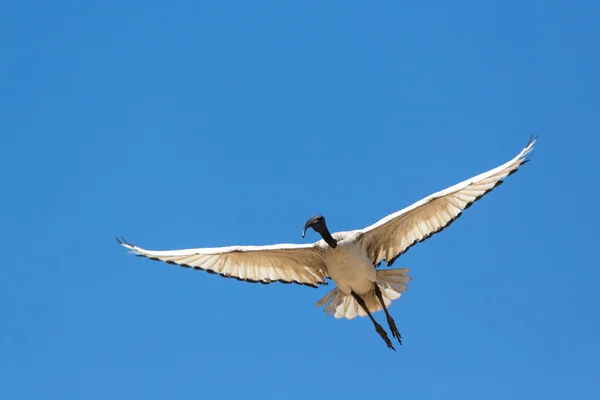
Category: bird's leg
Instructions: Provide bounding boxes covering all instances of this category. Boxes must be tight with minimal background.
[351,292,396,351]
[374,285,402,345]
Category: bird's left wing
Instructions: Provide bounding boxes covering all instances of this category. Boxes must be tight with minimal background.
[117,239,329,287]
[358,136,536,267]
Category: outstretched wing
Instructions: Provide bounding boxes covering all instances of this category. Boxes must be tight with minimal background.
[359,136,536,267]
[118,238,329,287]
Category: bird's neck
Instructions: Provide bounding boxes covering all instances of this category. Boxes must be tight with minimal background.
[320,229,338,249]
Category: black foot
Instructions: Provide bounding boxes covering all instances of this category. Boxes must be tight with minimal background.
[375,324,396,351]
[387,316,402,345]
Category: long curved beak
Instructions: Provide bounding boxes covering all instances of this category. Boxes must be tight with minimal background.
[302,222,312,238]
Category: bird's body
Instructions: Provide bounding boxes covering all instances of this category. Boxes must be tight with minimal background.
[118,136,537,350]
[318,232,376,295]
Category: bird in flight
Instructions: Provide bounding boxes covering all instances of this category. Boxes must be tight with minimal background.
[117,136,536,351]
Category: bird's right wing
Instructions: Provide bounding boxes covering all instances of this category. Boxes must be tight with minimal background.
[117,238,329,287]
[358,136,536,267]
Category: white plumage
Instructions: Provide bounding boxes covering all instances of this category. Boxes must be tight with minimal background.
[118,136,536,349]
[117,242,328,287]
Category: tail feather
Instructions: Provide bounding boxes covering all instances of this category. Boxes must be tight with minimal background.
[316,268,411,320]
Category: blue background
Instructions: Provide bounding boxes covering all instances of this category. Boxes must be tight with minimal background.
[2,1,598,399]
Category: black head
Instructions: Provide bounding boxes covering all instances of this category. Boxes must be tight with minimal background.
[302,215,326,238]
[302,215,337,248]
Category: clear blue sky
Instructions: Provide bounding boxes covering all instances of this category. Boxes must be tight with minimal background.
[2,1,598,399]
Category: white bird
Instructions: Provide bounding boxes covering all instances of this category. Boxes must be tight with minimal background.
[118,136,536,350]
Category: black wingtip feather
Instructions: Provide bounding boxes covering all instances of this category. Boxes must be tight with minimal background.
[526,133,540,147]
[117,236,133,247]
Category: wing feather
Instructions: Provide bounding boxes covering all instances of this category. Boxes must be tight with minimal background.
[117,238,329,287]
[359,136,536,266]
